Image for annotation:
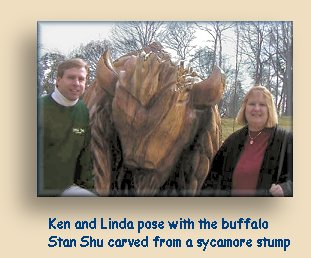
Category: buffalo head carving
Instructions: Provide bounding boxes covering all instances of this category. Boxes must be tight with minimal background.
[84,42,225,196]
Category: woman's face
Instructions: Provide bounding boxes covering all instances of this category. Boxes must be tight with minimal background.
[245,90,269,131]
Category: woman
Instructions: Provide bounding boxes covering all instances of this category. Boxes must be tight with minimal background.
[201,86,292,197]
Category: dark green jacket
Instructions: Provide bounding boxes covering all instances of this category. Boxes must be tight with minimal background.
[38,95,94,196]
[201,126,293,197]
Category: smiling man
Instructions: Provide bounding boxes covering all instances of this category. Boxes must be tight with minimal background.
[38,58,95,196]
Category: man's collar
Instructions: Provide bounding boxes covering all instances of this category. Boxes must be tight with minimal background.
[51,87,78,107]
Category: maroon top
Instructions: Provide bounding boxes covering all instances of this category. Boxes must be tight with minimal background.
[231,129,272,196]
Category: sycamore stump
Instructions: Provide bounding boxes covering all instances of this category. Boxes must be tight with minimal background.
[84,42,226,196]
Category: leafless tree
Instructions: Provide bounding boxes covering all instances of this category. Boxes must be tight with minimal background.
[196,21,235,68]
[231,22,243,127]
[37,21,292,117]
[38,52,66,95]
[189,47,215,77]
[110,21,164,57]
[272,22,293,115]
[69,39,114,83]
[239,21,272,85]
[160,22,197,61]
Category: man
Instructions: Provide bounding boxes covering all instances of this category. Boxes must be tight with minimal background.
[38,58,95,196]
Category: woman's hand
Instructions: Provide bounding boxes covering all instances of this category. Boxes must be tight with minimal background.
[269,183,284,197]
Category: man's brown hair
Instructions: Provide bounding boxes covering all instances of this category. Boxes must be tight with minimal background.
[57,58,89,79]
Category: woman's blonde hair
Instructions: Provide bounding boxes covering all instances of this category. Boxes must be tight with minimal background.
[236,85,278,128]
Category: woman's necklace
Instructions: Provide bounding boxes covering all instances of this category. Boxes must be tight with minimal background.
[248,130,263,145]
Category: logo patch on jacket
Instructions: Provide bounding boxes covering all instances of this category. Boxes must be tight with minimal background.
[72,128,86,135]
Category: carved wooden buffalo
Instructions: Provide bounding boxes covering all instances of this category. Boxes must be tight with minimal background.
[84,42,225,196]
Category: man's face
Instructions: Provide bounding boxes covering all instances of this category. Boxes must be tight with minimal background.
[57,67,87,101]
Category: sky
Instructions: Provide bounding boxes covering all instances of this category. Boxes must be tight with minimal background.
[38,21,236,59]
[37,21,255,90]
[38,22,114,55]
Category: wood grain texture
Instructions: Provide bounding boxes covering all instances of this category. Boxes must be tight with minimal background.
[84,43,225,196]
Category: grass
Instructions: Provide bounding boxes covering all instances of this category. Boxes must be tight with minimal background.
[220,116,293,141]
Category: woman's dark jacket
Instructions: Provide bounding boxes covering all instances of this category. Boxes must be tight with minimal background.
[201,126,293,197]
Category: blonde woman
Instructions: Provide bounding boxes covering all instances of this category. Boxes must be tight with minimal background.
[201,86,292,197]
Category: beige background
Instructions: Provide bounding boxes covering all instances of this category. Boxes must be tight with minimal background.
[1,0,309,257]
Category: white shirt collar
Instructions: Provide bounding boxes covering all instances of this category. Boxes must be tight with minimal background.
[51,87,78,107]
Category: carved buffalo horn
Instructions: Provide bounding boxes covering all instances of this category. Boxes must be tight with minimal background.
[96,49,118,96]
[191,66,226,109]
[86,43,225,196]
